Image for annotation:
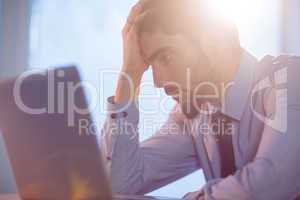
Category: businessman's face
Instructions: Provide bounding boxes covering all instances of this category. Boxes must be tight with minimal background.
[140,30,214,118]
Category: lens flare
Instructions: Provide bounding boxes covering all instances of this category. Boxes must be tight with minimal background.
[209,0,261,26]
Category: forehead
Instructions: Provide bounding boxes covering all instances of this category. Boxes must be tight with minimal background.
[139,30,188,61]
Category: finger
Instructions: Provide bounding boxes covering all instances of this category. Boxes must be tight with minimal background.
[127,5,142,24]
[138,0,158,9]
[127,24,149,67]
[122,0,153,36]
[127,0,156,24]
[183,191,204,200]
[183,192,192,199]
[122,4,143,36]
[126,11,145,37]
[127,24,139,42]
[198,195,205,200]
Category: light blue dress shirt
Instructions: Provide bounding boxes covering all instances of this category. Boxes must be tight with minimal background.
[101,50,300,200]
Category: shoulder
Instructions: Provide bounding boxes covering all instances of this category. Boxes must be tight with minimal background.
[252,55,300,125]
[254,55,300,82]
[253,55,300,98]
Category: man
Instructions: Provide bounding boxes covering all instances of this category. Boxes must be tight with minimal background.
[101,0,300,199]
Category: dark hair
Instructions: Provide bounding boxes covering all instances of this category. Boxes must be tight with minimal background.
[136,0,240,52]
[136,0,206,36]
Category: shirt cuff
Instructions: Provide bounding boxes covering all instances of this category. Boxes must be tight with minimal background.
[106,96,139,124]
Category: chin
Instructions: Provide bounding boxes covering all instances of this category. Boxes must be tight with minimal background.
[180,102,199,119]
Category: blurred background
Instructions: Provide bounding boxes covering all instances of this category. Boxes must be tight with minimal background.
[0,0,299,198]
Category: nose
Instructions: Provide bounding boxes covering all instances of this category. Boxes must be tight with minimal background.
[152,65,164,88]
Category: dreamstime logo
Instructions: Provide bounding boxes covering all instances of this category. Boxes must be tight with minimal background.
[250,67,288,133]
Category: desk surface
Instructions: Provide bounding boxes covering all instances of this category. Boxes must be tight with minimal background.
[0,194,182,200]
[0,195,19,200]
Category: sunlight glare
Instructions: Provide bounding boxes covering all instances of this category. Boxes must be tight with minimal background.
[209,0,261,27]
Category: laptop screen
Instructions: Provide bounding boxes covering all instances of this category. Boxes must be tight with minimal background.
[0,66,112,200]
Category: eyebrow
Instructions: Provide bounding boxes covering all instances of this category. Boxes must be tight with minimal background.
[148,46,171,63]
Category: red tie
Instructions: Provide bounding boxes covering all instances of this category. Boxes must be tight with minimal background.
[212,111,236,178]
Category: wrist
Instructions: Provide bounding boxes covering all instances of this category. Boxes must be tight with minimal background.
[114,70,143,103]
[119,69,142,88]
[121,66,144,80]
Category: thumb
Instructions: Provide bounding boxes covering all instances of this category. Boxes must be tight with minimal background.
[183,191,205,200]
[127,25,139,41]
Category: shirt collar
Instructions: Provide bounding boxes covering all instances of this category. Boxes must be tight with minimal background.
[221,49,258,121]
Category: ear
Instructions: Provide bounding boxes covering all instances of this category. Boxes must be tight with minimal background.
[198,19,241,68]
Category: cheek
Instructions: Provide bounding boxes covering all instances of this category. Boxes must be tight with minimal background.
[166,68,189,90]
[177,66,201,91]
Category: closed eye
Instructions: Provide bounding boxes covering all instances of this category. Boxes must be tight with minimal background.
[148,46,172,64]
[157,50,173,66]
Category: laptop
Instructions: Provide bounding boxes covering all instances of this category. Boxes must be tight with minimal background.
[0,66,182,200]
